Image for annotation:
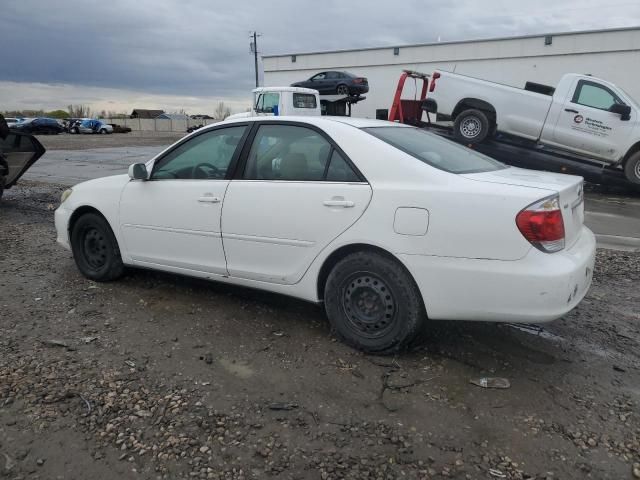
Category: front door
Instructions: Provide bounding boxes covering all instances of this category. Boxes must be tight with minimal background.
[119,125,248,275]
[547,79,634,161]
[0,132,45,188]
[221,123,372,284]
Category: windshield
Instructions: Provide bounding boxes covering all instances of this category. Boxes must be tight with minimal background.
[363,126,506,174]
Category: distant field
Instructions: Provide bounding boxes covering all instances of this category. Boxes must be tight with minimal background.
[34,132,185,150]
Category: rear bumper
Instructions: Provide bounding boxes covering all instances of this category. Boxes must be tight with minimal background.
[399,226,596,323]
[350,85,369,94]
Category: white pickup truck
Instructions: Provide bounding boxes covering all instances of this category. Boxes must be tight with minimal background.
[226,86,321,121]
[425,71,640,183]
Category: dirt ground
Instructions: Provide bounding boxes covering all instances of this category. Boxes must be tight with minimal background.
[35,133,185,151]
[1,181,639,480]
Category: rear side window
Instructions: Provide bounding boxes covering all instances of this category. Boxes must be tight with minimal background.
[293,93,317,109]
[363,126,505,174]
[326,150,359,182]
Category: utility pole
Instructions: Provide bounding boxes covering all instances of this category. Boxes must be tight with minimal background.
[250,32,260,88]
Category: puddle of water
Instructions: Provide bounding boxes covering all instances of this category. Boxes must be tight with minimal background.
[219,358,254,379]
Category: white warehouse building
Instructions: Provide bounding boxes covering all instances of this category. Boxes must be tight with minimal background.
[263,26,640,119]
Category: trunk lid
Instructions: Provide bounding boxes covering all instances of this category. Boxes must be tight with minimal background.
[462,167,585,248]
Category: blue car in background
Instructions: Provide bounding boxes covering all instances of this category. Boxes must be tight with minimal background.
[10,117,64,135]
[75,119,113,134]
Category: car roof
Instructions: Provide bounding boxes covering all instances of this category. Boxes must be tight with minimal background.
[220,115,407,130]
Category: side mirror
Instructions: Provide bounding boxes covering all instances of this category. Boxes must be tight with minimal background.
[610,103,631,121]
[128,163,148,180]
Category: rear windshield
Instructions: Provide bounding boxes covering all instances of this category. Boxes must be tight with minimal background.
[363,126,505,174]
[293,93,317,109]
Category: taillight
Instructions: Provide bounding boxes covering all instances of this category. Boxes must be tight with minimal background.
[516,195,565,253]
[353,78,365,84]
[429,71,440,92]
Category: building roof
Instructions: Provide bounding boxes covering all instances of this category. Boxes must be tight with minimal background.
[156,113,189,120]
[130,109,165,119]
[263,25,640,58]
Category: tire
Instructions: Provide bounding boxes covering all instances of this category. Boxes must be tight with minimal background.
[324,251,426,354]
[336,84,349,96]
[72,127,79,134]
[453,109,491,143]
[624,151,640,185]
[70,213,125,282]
[99,128,107,134]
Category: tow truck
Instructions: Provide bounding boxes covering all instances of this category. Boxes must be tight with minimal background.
[388,70,640,192]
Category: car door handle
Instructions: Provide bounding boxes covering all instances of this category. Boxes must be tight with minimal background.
[323,199,355,208]
[564,108,579,113]
[198,195,221,203]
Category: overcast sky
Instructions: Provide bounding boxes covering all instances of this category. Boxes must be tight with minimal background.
[2,0,639,114]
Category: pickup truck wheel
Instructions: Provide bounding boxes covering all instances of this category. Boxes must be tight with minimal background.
[324,251,426,354]
[454,109,490,143]
[624,151,640,185]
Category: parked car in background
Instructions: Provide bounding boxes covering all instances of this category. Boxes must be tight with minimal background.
[291,71,369,96]
[4,118,24,128]
[10,117,64,135]
[109,123,132,134]
[76,119,113,134]
[55,116,595,354]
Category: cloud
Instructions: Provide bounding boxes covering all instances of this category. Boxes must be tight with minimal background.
[2,0,639,113]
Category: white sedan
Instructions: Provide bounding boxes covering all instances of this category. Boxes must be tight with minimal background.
[54,116,596,353]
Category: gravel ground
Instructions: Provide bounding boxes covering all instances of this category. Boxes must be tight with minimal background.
[34,133,186,151]
[1,181,639,480]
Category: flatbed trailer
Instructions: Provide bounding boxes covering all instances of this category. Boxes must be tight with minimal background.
[422,123,640,193]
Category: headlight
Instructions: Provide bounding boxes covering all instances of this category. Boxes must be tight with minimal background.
[60,188,73,204]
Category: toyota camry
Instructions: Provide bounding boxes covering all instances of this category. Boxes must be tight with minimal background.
[55,116,596,353]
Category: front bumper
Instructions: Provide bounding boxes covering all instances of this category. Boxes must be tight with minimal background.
[399,226,596,323]
[54,206,72,250]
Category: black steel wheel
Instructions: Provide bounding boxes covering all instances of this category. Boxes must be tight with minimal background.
[70,212,124,281]
[324,251,426,354]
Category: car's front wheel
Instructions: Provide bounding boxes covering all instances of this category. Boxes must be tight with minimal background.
[70,213,125,282]
[324,251,426,354]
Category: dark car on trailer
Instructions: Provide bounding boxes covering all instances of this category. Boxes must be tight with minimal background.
[11,117,63,135]
[0,115,46,200]
[291,71,369,96]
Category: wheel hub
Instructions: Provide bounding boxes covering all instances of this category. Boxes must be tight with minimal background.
[342,273,396,338]
[460,116,481,138]
[83,228,108,269]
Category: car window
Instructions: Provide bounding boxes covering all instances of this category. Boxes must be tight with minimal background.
[326,150,360,182]
[326,72,339,79]
[243,124,332,181]
[311,73,326,81]
[363,126,505,174]
[572,80,622,111]
[152,126,246,180]
[293,93,317,109]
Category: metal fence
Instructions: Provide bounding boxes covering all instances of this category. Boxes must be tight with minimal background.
[101,117,222,133]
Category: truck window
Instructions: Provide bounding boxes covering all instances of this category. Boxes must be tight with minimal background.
[293,93,317,109]
[256,93,280,113]
[363,126,505,174]
[572,80,622,111]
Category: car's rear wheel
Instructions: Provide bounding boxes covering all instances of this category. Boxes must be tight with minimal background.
[70,213,125,282]
[624,151,640,185]
[99,128,107,134]
[336,84,349,96]
[453,109,491,143]
[324,251,426,354]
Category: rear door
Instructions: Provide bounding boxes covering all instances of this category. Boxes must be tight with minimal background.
[0,132,46,188]
[221,122,372,284]
[549,78,634,160]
